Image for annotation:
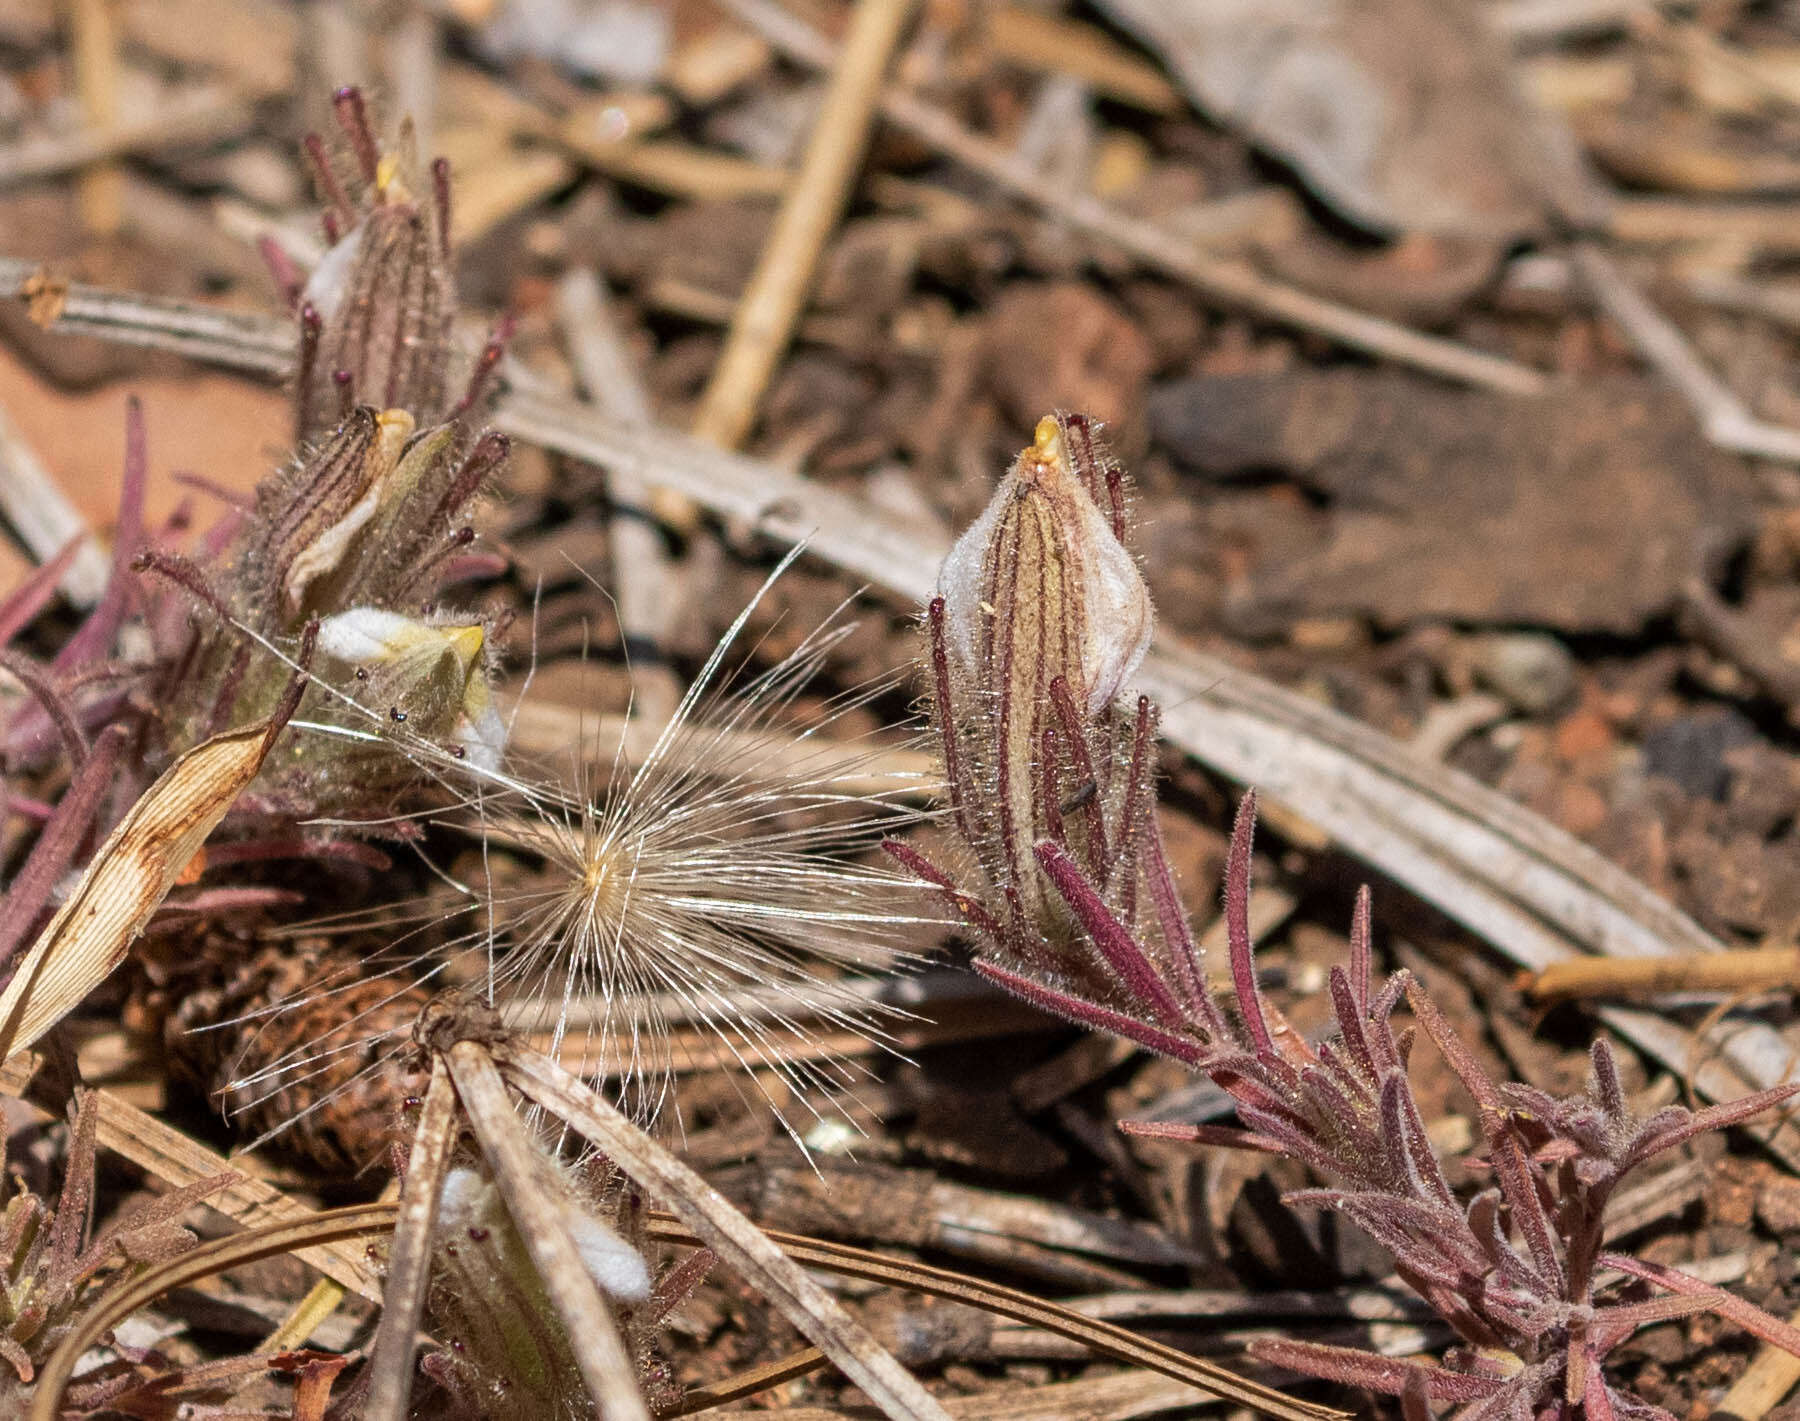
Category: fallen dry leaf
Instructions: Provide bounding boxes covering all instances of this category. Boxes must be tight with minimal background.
[0,715,285,1062]
[1091,0,1551,238]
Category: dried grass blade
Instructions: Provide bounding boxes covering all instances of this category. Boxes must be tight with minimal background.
[494,1039,954,1421]
[0,717,283,1061]
[0,1058,386,1297]
[639,1214,1345,1421]
[445,1040,652,1421]
[672,1346,829,1415]
[366,1055,456,1421]
[28,1203,396,1421]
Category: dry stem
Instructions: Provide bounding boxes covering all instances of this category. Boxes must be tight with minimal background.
[718,0,1549,396]
[689,0,916,451]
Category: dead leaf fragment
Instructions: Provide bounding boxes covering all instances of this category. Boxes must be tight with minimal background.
[1149,372,1757,634]
[0,720,280,1062]
[1091,0,1551,238]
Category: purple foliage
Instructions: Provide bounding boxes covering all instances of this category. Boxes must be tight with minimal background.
[893,413,1800,1418]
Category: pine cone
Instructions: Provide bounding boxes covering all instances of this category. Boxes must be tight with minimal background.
[165,936,431,1177]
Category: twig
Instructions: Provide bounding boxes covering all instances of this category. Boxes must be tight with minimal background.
[718,0,1549,396]
[690,0,916,451]
[449,148,574,247]
[552,268,681,723]
[1572,242,1800,464]
[1527,947,1800,1001]
[0,90,253,191]
[364,1056,457,1421]
[0,398,110,606]
[65,0,122,234]
[1683,269,1800,335]
[0,259,296,375]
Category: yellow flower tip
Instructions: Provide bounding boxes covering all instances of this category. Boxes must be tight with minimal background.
[317,608,480,668]
[1025,415,1065,479]
[375,407,417,444]
[359,408,416,487]
[374,151,410,203]
[446,623,485,671]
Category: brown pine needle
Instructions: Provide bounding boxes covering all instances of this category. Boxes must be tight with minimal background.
[66,0,123,236]
[672,1346,830,1414]
[1527,948,1800,1001]
[29,1203,397,1421]
[639,1215,1346,1420]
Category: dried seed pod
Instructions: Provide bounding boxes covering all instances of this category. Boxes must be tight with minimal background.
[165,936,433,1176]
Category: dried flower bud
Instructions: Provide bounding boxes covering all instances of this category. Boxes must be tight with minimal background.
[938,414,1152,720]
[281,407,415,616]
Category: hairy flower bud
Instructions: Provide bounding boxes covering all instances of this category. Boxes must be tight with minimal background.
[926,415,1153,946]
[295,98,456,443]
[891,415,1226,1043]
[281,407,415,617]
[425,1158,650,1421]
[938,414,1152,720]
[316,607,505,770]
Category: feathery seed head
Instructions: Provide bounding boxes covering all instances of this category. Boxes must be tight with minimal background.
[213,560,940,1161]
